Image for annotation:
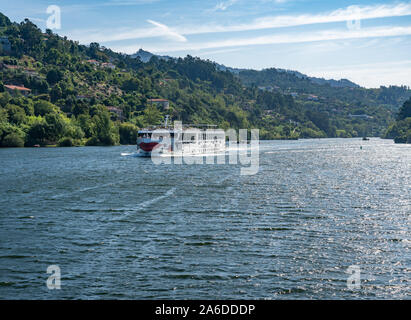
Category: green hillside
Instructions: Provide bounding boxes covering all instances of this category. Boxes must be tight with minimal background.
[0,13,409,147]
[384,98,411,143]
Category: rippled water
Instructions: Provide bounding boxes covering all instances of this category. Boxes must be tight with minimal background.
[0,138,410,299]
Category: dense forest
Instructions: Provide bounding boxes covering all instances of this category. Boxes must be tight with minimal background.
[1,12,410,147]
[383,98,411,143]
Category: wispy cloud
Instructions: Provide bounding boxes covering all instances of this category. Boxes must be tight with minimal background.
[67,20,187,44]
[213,0,239,11]
[179,2,411,35]
[69,2,411,45]
[113,25,411,53]
[147,20,187,42]
[57,0,160,14]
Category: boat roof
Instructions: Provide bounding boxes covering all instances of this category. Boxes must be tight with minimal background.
[138,125,223,133]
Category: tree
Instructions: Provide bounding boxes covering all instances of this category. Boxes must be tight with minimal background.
[34,100,56,116]
[46,69,63,85]
[2,133,24,147]
[45,48,62,65]
[5,104,26,125]
[0,12,11,26]
[26,120,48,145]
[142,104,163,125]
[397,98,411,120]
[119,122,138,144]
[45,113,66,141]
[85,107,119,145]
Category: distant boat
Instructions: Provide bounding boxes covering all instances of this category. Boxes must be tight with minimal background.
[362,137,370,141]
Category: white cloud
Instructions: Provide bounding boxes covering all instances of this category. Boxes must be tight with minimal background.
[178,2,411,35]
[114,25,411,53]
[67,20,187,44]
[146,20,187,42]
[62,1,411,52]
[213,0,239,11]
[67,2,411,45]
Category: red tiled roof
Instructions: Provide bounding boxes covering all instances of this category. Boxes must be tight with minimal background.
[4,85,31,91]
[4,64,20,69]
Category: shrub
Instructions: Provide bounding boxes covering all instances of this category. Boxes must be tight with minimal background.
[58,137,74,147]
[119,122,138,144]
[1,133,24,147]
[85,136,99,146]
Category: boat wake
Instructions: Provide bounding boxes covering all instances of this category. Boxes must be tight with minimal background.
[125,187,177,213]
[121,144,257,159]
[121,152,145,157]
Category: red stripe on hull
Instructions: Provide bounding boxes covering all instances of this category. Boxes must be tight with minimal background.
[138,142,159,152]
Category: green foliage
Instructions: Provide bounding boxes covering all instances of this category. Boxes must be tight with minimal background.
[34,100,57,116]
[2,132,24,147]
[119,122,138,144]
[58,137,74,147]
[46,68,63,85]
[384,98,411,143]
[142,104,163,125]
[397,98,411,120]
[44,113,66,141]
[0,121,25,147]
[5,104,26,125]
[85,110,119,146]
[0,12,11,27]
[26,119,48,146]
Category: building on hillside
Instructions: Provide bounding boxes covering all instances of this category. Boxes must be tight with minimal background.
[23,68,40,77]
[86,59,100,66]
[307,94,319,101]
[4,84,31,96]
[1,64,20,70]
[101,62,115,69]
[148,98,169,110]
[348,114,373,120]
[107,106,124,121]
[258,86,274,92]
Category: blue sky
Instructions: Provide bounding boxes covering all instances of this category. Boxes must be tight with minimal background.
[1,0,411,88]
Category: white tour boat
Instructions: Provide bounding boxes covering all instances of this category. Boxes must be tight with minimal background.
[137,116,226,157]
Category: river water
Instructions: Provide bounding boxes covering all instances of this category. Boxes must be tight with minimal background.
[0,138,409,299]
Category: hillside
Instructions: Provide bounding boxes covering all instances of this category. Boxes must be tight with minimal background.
[384,98,411,143]
[0,13,410,147]
[238,68,410,110]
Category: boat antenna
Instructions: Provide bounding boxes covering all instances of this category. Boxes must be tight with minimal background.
[164,114,170,127]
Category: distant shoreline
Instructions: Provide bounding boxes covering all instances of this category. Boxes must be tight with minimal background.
[1,136,401,149]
